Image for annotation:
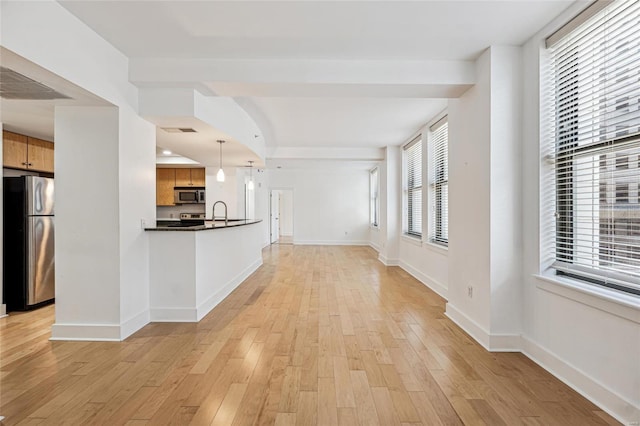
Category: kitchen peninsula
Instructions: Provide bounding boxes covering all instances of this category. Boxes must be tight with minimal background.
[146,219,262,322]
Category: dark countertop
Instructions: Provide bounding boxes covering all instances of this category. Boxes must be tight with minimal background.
[146,219,262,231]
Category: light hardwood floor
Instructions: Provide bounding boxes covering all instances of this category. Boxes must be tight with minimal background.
[0,245,620,425]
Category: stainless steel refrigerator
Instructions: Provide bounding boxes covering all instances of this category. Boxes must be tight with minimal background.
[3,176,55,311]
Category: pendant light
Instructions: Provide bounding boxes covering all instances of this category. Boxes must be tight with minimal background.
[247,161,255,190]
[216,140,225,182]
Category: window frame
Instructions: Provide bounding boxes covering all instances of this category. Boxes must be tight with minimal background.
[403,135,423,238]
[544,0,640,296]
[370,167,380,228]
[429,116,449,247]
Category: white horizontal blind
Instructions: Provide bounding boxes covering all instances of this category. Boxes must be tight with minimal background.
[404,137,422,237]
[370,167,379,227]
[430,118,448,245]
[547,0,640,295]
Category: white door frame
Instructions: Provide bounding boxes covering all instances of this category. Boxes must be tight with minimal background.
[269,188,294,244]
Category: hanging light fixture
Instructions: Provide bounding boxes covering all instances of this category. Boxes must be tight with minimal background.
[247,161,255,190]
[216,140,225,182]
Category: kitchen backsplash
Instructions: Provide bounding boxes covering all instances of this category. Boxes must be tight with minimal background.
[157,204,206,219]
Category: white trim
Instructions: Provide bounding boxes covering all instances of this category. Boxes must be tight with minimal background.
[445,303,490,349]
[120,310,150,339]
[0,304,6,318]
[398,260,448,300]
[521,336,640,425]
[369,241,381,253]
[196,257,263,321]
[535,274,640,324]
[50,323,123,341]
[444,303,522,352]
[293,240,369,246]
[401,234,422,247]
[378,254,399,266]
[424,241,448,256]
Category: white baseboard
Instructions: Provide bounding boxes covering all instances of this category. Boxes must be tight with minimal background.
[521,336,640,425]
[398,260,448,300]
[444,303,521,352]
[120,310,150,339]
[378,254,399,266]
[50,323,123,341]
[0,304,6,318]
[293,240,369,246]
[369,242,381,253]
[196,257,263,321]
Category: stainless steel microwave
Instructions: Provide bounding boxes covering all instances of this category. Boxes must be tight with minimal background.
[174,188,205,204]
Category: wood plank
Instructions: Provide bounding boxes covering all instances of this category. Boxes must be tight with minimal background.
[0,246,622,426]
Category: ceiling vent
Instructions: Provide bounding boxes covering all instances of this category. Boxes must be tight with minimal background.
[161,127,198,133]
[0,67,71,100]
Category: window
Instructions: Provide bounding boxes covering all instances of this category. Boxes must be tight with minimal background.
[430,117,448,245]
[404,136,422,237]
[546,0,640,295]
[370,167,379,227]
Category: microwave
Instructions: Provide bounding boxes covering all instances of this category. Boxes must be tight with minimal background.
[174,188,205,204]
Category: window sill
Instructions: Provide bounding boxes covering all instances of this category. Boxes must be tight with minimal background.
[534,272,640,324]
[401,234,422,247]
[425,241,448,255]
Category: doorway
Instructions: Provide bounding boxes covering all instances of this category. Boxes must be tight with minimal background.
[270,189,293,244]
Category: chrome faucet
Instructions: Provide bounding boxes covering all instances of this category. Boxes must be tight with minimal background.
[212,200,228,225]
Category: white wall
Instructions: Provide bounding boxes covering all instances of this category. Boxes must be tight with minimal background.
[519,8,640,423]
[278,189,294,236]
[118,108,156,335]
[377,147,401,264]
[205,167,238,219]
[53,107,122,336]
[446,48,493,334]
[268,167,369,245]
[3,1,157,340]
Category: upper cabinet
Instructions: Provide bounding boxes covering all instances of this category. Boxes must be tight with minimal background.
[156,168,176,206]
[2,131,54,173]
[156,167,205,206]
[175,167,205,187]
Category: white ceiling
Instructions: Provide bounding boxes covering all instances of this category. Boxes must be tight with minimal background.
[7,1,581,167]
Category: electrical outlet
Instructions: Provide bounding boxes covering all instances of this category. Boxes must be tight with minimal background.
[467,286,473,298]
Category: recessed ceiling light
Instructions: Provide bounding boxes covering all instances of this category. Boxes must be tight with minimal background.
[162,150,172,155]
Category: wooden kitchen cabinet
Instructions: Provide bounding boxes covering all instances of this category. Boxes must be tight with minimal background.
[156,168,176,206]
[26,137,54,173]
[2,131,54,173]
[190,168,205,186]
[3,131,28,170]
[175,167,205,187]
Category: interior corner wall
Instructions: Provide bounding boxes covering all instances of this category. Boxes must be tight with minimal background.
[446,48,493,336]
[488,46,523,336]
[118,107,156,336]
[53,106,122,339]
[268,167,369,245]
[378,146,401,264]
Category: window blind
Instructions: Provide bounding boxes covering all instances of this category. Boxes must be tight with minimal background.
[370,167,379,227]
[546,0,640,295]
[404,136,422,237]
[430,118,448,245]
